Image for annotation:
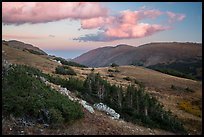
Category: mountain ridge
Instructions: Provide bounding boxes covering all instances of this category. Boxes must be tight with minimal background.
[73,42,202,67]
[2,40,47,55]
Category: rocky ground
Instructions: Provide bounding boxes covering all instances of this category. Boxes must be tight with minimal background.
[2,108,175,135]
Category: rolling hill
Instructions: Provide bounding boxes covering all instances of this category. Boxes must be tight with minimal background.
[3,40,47,55]
[73,42,202,67]
[73,42,202,80]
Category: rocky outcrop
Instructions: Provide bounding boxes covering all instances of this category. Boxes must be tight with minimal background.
[39,76,95,114]
[93,103,120,120]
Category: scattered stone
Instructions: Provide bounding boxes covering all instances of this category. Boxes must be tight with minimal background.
[148,128,151,130]
[40,76,46,82]
[94,103,120,119]
[79,100,94,113]
[57,60,62,65]
[43,124,49,128]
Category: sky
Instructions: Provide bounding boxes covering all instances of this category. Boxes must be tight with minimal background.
[2,2,202,59]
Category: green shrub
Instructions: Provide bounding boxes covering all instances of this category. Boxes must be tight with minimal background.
[48,108,64,127]
[25,49,45,55]
[185,87,194,92]
[171,85,177,90]
[2,64,84,127]
[82,73,187,134]
[108,69,115,72]
[108,74,114,77]
[108,69,120,72]
[55,65,76,75]
[123,76,132,81]
[134,79,144,88]
[110,63,119,67]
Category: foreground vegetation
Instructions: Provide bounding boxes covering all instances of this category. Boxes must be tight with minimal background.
[55,65,77,75]
[2,64,187,134]
[43,71,187,134]
[2,65,84,128]
[82,73,187,134]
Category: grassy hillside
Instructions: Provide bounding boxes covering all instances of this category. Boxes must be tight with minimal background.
[73,65,202,134]
[2,44,59,73]
[147,58,202,81]
[2,42,202,135]
[73,42,202,68]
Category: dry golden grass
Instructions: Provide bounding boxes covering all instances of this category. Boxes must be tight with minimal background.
[178,100,202,118]
[2,44,59,73]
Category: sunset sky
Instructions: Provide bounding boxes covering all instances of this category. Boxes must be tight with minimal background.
[2,2,202,59]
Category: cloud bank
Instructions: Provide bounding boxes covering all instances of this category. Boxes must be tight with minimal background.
[2,2,186,42]
[2,2,108,25]
[76,9,184,42]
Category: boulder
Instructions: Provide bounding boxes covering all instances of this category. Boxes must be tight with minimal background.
[93,103,120,119]
[80,100,94,113]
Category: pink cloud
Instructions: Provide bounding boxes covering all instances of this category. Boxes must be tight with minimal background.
[2,3,186,42]
[166,11,186,22]
[80,9,164,30]
[142,9,163,19]
[105,23,169,39]
[76,8,172,41]
[2,2,108,25]
[81,17,114,29]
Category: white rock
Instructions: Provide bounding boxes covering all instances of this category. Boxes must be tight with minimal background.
[45,81,49,86]
[80,100,94,113]
[57,60,62,65]
[40,76,46,82]
[93,102,120,119]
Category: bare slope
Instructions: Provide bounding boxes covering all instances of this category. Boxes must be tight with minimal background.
[73,44,135,67]
[3,40,47,55]
[73,42,202,67]
[2,43,59,73]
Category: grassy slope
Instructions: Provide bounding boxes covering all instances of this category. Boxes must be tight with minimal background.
[2,44,202,134]
[73,65,202,135]
[2,44,59,73]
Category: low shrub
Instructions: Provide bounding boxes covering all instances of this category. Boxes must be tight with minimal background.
[108,74,114,77]
[108,69,120,72]
[55,65,76,75]
[2,64,84,127]
[110,63,119,67]
[123,76,132,81]
[185,87,194,92]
